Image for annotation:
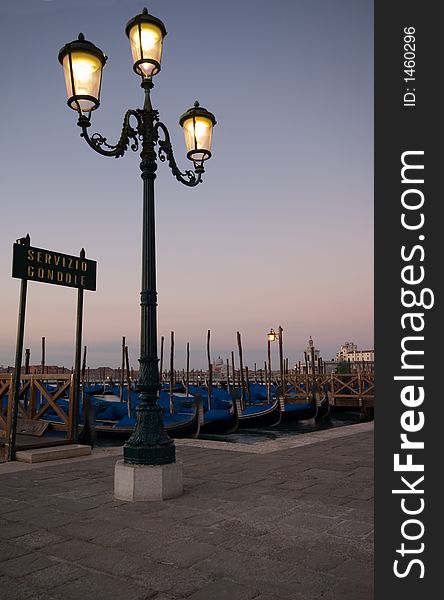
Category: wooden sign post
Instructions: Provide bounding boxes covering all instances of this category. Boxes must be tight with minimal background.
[8,235,97,460]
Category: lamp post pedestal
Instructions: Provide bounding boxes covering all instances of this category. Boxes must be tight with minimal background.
[114,459,183,502]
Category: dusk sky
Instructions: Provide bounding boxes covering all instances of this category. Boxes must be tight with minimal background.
[0,0,373,370]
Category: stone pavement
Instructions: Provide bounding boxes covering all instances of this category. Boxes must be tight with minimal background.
[0,422,373,600]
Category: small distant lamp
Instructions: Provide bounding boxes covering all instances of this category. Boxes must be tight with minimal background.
[58,33,107,113]
[180,101,217,164]
[126,8,167,78]
[267,329,278,343]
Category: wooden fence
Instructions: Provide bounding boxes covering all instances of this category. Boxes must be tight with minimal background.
[286,372,374,408]
[0,374,75,451]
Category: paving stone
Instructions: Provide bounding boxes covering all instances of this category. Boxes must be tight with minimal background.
[189,523,247,547]
[3,508,79,529]
[147,540,218,568]
[0,498,28,513]
[54,518,126,541]
[0,574,37,600]
[252,594,306,600]
[345,466,373,480]
[134,562,213,596]
[191,549,287,586]
[52,487,104,500]
[277,511,340,533]
[277,535,372,573]
[352,487,374,501]
[221,531,297,559]
[236,504,293,525]
[0,552,56,577]
[327,519,374,540]
[329,557,374,585]
[77,545,153,577]
[207,500,251,517]
[277,479,317,491]
[217,518,268,538]
[13,530,67,549]
[0,540,32,561]
[248,566,339,600]
[54,571,151,600]
[22,562,88,589]
[288,499,355,519]
[187,578,257,600]
[184,510,227,527]
[44,538,100,561]
[91,527,154,554]
[0,520,38,541]
[321,577,373,600]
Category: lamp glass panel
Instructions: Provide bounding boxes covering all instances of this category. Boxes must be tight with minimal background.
[182,116,213,160]
[63,51,102,111]
[129,22,163,76]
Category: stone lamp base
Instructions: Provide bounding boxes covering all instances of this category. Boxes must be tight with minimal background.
[114,459,183,501]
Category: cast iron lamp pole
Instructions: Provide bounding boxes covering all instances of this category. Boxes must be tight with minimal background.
[58,9,216,466]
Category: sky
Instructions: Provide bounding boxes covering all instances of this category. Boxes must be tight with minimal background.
[0,0,373,370]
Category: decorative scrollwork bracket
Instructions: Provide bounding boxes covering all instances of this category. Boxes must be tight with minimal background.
[77,110,142,158]
[154,121,204,187]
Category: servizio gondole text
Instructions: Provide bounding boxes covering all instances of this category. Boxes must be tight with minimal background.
[12,244,97,291]
[26,249,88,286]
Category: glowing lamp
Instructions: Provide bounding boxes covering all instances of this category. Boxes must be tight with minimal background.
[126,8,167,78]
[268,329,278,343]
[58,33,106,113]
[179,101,216,163]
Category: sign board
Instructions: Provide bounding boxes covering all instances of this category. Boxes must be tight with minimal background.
[12,243,96,291]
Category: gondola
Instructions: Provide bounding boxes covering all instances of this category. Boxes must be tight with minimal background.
[280,396,317,421]
[233,390,282,429]
[313,384,331,421]
[187,386,239,435]
[278,383,330,422]
[42,393,201,441]
[92,400,201,440]
[200,405,238,434]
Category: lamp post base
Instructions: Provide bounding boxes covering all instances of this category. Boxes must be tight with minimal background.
[123,443,176,465]
[114,459,183,501]
[123,402,176,465]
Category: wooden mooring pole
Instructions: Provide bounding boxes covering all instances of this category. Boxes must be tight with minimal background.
[169,332,174,414]
[125,345,131,416]
[159,335,164,385]
[237,332,246,409]
[41,336,46,375]
[120,336,125,402]
[186,342,190,397]
[207,330,212,410]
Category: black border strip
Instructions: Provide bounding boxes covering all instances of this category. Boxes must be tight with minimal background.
[375,1,441,596]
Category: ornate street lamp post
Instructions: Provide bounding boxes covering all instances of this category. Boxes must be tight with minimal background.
[59,8,216,467]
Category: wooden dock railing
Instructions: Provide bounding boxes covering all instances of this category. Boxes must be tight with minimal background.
[286,372,374,408]
[0,374,75,449]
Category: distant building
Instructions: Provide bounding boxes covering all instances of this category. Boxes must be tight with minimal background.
[335,342,374,363]
[212,356,225,380]
[305,336,320,365]
[28,365,68,375]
